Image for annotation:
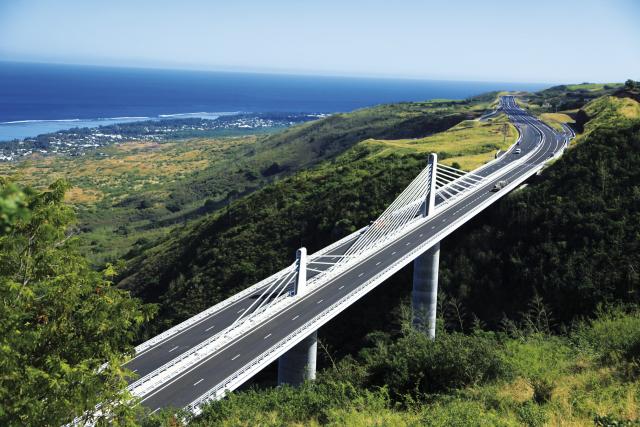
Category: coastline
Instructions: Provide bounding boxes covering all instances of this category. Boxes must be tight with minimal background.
[0,112,239,142]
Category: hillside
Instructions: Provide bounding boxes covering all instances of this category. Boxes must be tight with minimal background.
[119,105,519,336]
[517,82,622,113]
[0,97,492,266]
[120,89,640,337]
[142,91,640,426]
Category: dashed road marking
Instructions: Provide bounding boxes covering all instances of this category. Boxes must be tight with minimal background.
[292,315,299,321]
[358,273,364,277]
[376,261,381,266]
[168,346,179,353]
[205,325,215,332]
[237,308,245,313]
[193,379,204,386]
[231,354,240,361]
[264,333,272,339]
[339,285,344,290]
[317,299,324,304]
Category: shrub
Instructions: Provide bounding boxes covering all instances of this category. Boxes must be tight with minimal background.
[361,330,511,398]
[573,308,640,372]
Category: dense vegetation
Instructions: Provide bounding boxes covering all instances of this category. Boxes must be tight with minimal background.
[143,307,640,426]
[0,179,154,426]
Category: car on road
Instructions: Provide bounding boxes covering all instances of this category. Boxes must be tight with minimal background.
[515,148,521,154]
[491,180,508,192]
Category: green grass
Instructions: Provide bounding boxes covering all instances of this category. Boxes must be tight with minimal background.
[538,112,574,132]
[362,114,517,170]
[566,83,623,92]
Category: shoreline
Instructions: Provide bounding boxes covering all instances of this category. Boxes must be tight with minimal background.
[0,112,240,142]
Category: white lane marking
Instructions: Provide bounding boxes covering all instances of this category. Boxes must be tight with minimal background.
[338,285,344,290]
[264,333,272,339]
[231,354,240,361]
[132,369,138,373]
[193,378,204,386]
[205,325,215,332]
[376,261,381,266]
[392,251,396,255]
[168,346,179,353]
[150,408,161,415]
[292,315,299,321]
[406,242,411,246]
[237,308,245,313]
[317,299,324,304]
[358,272,364,277]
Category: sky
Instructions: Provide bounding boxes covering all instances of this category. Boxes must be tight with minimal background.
[0,0,638,83]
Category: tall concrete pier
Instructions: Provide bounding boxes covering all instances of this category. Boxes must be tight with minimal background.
[412,242,440,339]
[277,331,317,386]
[412,152,439,338]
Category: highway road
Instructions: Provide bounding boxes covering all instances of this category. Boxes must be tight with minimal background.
[131,96,569,411]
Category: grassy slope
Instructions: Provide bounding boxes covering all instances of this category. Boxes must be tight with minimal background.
[0,97,490,265]
[538,112,574,132]
[362,113,517,170]
[1,137,260,263]
[517,82,622,114]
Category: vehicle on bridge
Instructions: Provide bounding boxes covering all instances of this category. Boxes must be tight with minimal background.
[491,180,508,192]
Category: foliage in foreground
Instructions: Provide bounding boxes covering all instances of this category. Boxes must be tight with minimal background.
[0,179,154,426]
[144,308,640,427]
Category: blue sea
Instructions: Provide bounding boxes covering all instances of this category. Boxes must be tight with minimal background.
[0,62,549,141]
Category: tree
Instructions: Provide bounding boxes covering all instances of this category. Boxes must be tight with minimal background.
[0,178,155,426]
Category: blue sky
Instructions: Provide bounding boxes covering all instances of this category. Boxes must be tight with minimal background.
[0,0,638,83]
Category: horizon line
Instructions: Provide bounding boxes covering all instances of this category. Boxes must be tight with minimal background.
[0,58,568,86]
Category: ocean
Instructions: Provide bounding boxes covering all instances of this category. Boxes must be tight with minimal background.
[0,62,548,141]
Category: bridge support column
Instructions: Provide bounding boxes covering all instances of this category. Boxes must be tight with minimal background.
[412,242,440,339]
[277,330,317,386]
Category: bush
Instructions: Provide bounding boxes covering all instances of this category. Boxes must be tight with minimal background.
[360,330,510,398]
[186,382,392,426]
[573,308,640,370]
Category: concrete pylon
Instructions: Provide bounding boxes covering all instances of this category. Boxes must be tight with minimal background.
[413,153,440,339]
[426,153,437,216]
[293,247,307,296]
[277,330,317,386]
[412,242,440,339]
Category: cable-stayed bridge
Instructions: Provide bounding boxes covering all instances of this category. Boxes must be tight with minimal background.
[120,96,572,415]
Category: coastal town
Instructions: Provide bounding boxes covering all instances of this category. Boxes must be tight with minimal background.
[0,112,325,161]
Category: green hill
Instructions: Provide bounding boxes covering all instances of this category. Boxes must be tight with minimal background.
[141,91,640,426]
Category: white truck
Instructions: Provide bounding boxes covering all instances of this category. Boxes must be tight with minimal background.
[491,180,508,192]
